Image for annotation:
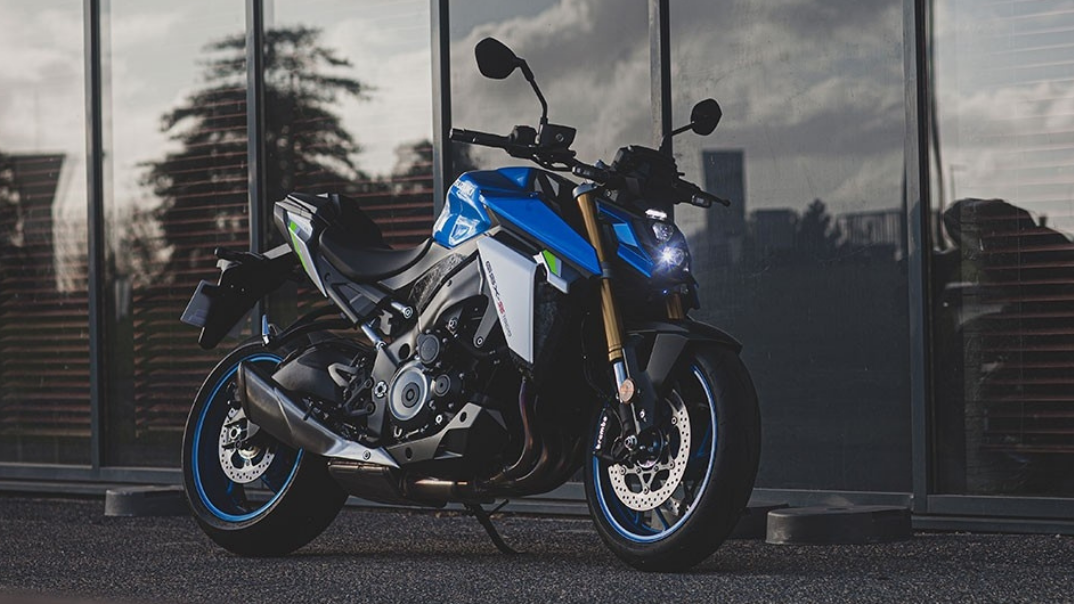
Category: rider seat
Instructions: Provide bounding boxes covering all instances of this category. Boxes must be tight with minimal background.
[320,228,432,282]
[284,192,433,282]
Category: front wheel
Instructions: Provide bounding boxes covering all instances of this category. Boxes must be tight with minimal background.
[584,344,760,572]
[181,342,347,556]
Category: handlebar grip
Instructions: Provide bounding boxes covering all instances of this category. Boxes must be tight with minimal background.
[449,128,512,148]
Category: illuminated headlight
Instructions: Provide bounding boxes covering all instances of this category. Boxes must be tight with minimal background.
[659,245,687,268]
[651,221,674,243]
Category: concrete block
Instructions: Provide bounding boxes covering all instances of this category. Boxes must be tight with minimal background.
[766,505,911,545]
[105,486,189,517]
[730,502,789,540]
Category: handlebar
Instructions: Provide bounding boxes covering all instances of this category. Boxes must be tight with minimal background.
[451,126,730,209]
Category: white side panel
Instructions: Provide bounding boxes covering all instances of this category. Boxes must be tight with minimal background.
[477,236,537,363]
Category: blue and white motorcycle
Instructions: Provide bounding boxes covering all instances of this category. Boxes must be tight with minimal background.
[180,37,759,571]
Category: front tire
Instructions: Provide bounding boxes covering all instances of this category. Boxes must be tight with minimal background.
[584,344,760,571]
[181,342,348,556]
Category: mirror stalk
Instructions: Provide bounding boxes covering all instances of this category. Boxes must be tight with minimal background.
[519,62,549,126]
[658,123,693,155]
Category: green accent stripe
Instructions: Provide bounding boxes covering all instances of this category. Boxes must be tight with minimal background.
[541,250,561,276]
[289,221,313,276]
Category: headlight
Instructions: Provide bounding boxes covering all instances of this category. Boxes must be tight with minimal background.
[641,217,690,274]
[659,245,686,268]
[651,221,674,243]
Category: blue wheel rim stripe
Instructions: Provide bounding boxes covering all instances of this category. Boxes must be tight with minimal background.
[593,365,717,543]
[191,354,304,522]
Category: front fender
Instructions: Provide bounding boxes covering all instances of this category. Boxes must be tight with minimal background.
[625,320,742,393]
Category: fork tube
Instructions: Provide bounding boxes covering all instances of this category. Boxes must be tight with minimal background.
[666,292,685,319]
[579,190,641,437]
[576,191,626,364]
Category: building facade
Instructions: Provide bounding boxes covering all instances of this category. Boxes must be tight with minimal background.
[1,0,1072,531]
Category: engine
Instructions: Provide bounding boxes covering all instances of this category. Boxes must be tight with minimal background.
[268,283,516,479]
[318,295,510,460]
[382,331,463,440]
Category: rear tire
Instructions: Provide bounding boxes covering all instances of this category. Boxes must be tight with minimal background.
[584,344,760,572]
[181,342,347,556]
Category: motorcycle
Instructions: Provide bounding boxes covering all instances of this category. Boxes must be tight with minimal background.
[179,37,760,572]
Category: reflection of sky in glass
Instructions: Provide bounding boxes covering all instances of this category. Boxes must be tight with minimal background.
[665,0,911,492]
[449,0,652,169]
[105,0,432,212]
[268,0,432,176]
[447,0,907,241]
[0,1,86,218]
[670,0,905,240]
[933,0,1074,232]
[106,0,246,213]
[0,0,86,291]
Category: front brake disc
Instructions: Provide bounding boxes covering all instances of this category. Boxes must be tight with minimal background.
[607,393,691,511]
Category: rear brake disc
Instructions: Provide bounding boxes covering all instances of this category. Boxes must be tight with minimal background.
[218,406,276,484]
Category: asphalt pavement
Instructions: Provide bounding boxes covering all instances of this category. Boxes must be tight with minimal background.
[1,495,1073,604]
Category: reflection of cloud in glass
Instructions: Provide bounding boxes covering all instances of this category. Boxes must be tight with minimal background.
[0,1,87,291]
[450,0,651,168]
[672,0,904,217]
[0,1,85,218]
[271,0,433,176]
[107,0,246,215]
[933,0,1074,230]
[448,0,907,235]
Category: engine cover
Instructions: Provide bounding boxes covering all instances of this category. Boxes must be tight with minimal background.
[388,360,433,428]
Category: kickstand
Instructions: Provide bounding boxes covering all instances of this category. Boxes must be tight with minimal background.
[465,501,518,555]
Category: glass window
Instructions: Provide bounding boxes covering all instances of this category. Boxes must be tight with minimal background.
[265,0,434,249]
[263,0,434,322]
[103,0,247,466]
[930,0,1074,496]
[0,1,90,464]
[672,0,910,491]
[449,0,652,179]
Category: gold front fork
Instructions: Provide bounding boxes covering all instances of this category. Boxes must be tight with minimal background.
[576,191,626,363]
[666,292,685,320]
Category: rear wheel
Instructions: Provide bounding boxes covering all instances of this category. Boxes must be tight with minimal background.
[181,342,347,556]
[584,344,760,571]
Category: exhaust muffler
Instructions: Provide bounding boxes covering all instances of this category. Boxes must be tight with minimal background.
[236,361,398,468]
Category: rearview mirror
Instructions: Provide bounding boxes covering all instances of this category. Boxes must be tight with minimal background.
[690,99,722,136]
[475,38,519,80]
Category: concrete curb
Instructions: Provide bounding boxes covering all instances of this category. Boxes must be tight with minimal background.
[766,505,912,545]
[104,485,190,517]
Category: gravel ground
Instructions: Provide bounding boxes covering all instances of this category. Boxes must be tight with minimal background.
[1,495,1073,604]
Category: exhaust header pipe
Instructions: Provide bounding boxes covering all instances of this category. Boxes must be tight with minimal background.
[236,361,398,468]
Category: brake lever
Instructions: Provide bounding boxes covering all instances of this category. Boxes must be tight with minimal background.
[673,178,730,208]
[691,193,731,208]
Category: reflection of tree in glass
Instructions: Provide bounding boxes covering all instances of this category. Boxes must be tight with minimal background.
[259,27,370,198]
[796,199,842,261]
[115,207,165,289]
[371,139,476,245]
[0,151,16,253]
[141,26,370,276]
